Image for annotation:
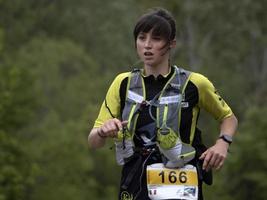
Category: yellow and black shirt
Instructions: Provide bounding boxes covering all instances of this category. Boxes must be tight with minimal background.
[94,66,232,148]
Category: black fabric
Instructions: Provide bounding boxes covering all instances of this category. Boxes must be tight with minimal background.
[192,128,213,185]
[118,150,162,200]
[179,81,199,143]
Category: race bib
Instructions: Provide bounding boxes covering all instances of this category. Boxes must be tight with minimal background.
[146,163,198,200]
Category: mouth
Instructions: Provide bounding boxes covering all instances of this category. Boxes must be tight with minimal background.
[144,52,153,57]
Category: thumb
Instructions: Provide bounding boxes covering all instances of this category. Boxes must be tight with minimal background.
[121,120,128,127]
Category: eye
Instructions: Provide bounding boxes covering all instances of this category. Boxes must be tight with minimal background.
[137,35,145,40]
[152,36,162,41]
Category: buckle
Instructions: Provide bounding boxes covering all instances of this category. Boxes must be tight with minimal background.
[134,147,156,156]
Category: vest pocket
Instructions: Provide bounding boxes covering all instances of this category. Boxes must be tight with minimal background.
[157,127,178,149]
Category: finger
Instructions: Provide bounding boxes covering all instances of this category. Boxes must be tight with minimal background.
[101,126,108,137]
[207,153,218,170]
[102,124,107,132]
[199,151,207,160]
[213,156,222,169]
[113,119,123,131]
[206,159,215,171]
[121,121,128,129]
[101,124,115,137]
[202,152,212,170]
[215,159,225,170]
[215,154,226,170]
[107,122,118,132]
[122,120,128,126]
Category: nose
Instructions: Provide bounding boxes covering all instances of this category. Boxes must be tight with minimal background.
[144,38,152,49]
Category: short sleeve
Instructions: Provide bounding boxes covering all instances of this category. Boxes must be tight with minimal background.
[190,73,233,122]
[93,72,130,128]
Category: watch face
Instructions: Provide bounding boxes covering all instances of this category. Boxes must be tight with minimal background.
[224,135,233,142]
[220,135,232,143]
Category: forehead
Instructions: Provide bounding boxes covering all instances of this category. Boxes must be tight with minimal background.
[134,15,171,39]
[138,29,158,35]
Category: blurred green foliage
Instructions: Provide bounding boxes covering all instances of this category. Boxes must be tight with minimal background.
[0,0,266,199]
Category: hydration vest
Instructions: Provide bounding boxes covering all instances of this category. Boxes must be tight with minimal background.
[115,66,196,167]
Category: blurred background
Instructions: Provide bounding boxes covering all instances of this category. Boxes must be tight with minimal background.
[0,0,266,199]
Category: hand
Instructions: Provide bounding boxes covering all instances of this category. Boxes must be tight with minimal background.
[199,139,229,171]
[98,119,128,138]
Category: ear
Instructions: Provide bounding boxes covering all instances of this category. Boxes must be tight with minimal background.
[169,39,176,49]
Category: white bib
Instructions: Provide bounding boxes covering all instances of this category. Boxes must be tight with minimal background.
[146,163,198,200]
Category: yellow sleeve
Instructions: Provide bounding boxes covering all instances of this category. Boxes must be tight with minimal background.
[93,72,130,128]
[190,73,233,122]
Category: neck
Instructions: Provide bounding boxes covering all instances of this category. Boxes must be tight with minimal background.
[144,59,170,77]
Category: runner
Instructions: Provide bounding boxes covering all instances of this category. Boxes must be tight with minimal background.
[88,7,238,200]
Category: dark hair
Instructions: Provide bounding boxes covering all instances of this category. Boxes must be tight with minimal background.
[133,8,176,44]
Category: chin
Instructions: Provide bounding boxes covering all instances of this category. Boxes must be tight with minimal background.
[143,61,155,67]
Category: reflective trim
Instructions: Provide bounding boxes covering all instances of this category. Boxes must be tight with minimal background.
[159,95,182,104]
[127,104,137,131]
[189,107,199,145]
[163,105,168,127]
[179,150,196,158]
[127,90,144,103]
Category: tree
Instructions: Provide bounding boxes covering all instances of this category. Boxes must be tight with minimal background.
[0,65,38,200]
[210,106,267,200]
[9,36,121,200]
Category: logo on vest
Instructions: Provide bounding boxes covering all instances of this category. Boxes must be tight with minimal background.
[215,90,225,107]
[121,191,133,200]
[181,101,189,108]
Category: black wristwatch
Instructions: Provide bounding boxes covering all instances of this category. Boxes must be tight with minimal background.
[219,134,233,145]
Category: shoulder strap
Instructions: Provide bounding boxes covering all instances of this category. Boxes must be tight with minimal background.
[157,66,191,140]
[122,69,145,135]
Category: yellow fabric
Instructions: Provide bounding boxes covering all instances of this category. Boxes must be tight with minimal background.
[93,72,130,128]
[190,72,233,122]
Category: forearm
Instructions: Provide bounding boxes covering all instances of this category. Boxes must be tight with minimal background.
[219,114,238,137]
[200,114,238,171]
[88,118,125,149]
[88,128,106,149]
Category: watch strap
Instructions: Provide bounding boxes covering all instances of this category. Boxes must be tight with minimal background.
[219,134,232,144]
